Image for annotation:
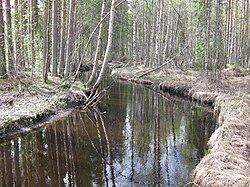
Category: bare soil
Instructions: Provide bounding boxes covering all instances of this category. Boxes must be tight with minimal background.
[112,65,250,187]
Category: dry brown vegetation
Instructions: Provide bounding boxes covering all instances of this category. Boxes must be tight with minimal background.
[193,96,250,187]
[112,66,250,187]
[0,72,86,138]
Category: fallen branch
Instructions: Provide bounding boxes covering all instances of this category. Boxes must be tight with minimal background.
[137,44,189,78]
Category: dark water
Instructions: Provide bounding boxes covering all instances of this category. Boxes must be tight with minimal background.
[0,81,216,187]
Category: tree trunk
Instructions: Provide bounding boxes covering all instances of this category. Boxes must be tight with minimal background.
[145,1,152,67]
[14,0,20,70]
[64,0,75,77]
[245,0,249,67]
[0,0,6,77]
[213,0,222,79]
[18,0,26,68]
[225,0,232,65]
[87,0,106,87]
[155,0,163,65]
[241,0,249,67]
[162,0,171,64]
[205,0,211,76]
[149,0,156,67]
[233,0,238,64]
[43,0,50,82]
[29,0,35,70]
[52,0,59,76]
[132,7,138,65]
[92,0,116,90]
[59,0,67,76]
[118,4,126,58]
[5,0,15,76]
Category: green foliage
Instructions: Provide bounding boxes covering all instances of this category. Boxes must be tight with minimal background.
[72,81,86,90]
[226,63,241,69]
[194,34,205,69]
[192,0,206,70]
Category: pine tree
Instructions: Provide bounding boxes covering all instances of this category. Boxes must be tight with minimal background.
[0,0,6,77]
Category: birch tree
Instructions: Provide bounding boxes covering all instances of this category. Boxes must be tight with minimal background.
[59,0,67,76]
[131,0,139,64]
[64,0,75,77]
[92,0,116,90]
[52,0,59,75]
[17,0,26,68]
[225,0,232,65]
[144,0,152,67]
[87,0,107,87]
[155,0,163,65]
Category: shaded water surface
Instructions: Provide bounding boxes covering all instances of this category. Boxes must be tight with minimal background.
[0,82,216,187]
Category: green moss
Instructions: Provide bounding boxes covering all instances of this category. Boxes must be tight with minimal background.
[226,63,240,69]
[241,68,250,75]
[148,74,176,81]
[72,81,86,89]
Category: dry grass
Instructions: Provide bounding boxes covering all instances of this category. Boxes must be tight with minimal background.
[193,95,250,187]
[193,152,250,187]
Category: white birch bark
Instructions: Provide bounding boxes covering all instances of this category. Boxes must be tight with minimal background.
[52,0,59,75]
[92,0,116,89]
[59,0,67,75]
[64,0,75,77]
[87,0,106,87]
[155,0,163,65]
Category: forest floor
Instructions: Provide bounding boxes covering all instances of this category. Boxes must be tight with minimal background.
[0,71,87,140]
[111,65,250,187]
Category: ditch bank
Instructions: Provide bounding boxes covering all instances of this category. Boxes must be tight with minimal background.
[0,74,88,140]
[0,63,115,140]
[0,91,86,140]
[112,66,250,187]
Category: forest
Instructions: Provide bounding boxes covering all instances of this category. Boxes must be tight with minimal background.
[0,0,250,186]
[0,0,249,82]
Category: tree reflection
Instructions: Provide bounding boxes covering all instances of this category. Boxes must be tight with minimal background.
[0,82,216,186]
[79,107,116,186]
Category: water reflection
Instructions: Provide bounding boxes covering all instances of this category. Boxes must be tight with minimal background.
[0,82,216,186]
